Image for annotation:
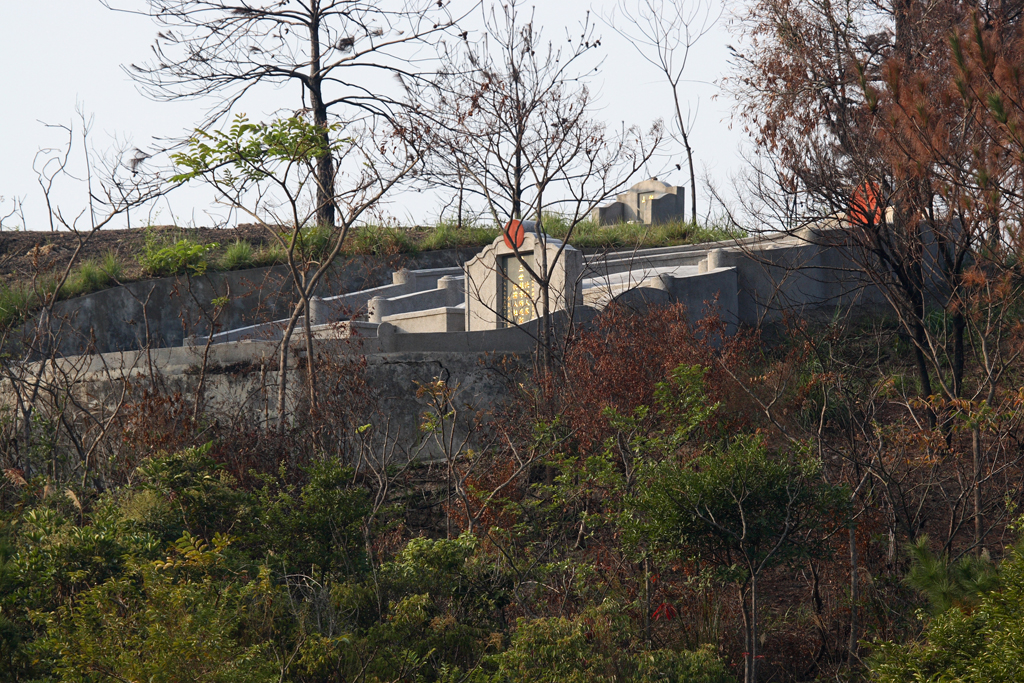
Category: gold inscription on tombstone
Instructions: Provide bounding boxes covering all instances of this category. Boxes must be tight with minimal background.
[501,254,536,326]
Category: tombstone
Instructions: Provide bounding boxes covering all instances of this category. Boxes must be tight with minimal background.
[590,178,686,226]
[464,226,583,331]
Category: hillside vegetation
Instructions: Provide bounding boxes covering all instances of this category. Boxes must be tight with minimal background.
[4,0,1024,676]
[2,302,1023,681]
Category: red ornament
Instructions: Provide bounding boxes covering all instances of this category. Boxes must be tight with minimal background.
[849,181,882,226]
[503,219,526,249]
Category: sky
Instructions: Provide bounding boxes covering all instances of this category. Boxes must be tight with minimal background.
[0,0,749,232]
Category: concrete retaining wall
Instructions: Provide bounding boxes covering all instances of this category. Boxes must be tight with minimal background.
[22,338,523,463]
[22,248,480,357]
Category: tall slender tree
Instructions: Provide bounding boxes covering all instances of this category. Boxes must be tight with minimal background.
[105,0,470,227]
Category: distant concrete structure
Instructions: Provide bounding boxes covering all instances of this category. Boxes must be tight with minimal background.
[591,178,686,225]
[18,218,897,460]
[32,219,894,361]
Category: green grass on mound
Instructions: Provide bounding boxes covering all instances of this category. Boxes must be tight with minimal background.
[543,215,745,249]
[417,220,502,251]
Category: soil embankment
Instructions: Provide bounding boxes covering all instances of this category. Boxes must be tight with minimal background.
[0,225,272,284]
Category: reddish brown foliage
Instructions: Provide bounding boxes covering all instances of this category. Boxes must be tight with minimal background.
[557,302,760,452]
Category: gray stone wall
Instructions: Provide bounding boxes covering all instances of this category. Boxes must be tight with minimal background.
[20,339,524,463]
[20,248,479,357]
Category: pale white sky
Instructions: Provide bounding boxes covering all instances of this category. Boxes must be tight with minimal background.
[0,0,748,231]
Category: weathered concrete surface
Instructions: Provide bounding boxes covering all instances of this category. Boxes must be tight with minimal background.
[383,307,466,333]
[22,248,480,357]
[15,339,523,463]
[355,351,522,461]
[312,307,589,355]
[35,265,297,357]
[661,266,739,330]
[722,238,884,327]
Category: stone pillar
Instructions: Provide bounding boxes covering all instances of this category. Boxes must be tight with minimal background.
[376,321,396,352]
[651,273,674,291]
[707,248,724,270]
[392,268,413,286]
[368,296,387,323]
[309,296,325,326]
[437,275,464,307]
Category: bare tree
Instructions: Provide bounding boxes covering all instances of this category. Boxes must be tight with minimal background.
[607,0,720,224]
[410,0,663,369]
[0,196,25,232]
[105,0,472,228]
[0,110,165,485]
[411,2,607,223]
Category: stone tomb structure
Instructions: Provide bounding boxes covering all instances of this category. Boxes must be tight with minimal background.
[463,229,583,331]
[591,178,686,225]
[23,219,896,460]
[182,225,872,351]
[40,220,893,360]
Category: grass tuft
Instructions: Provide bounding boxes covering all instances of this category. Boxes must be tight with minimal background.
[252,244,286,267]
[101,251,123,281]
[61,255,125,298]
[419,220,500,251]
[0,284,36,331]
[287,224,333,260]
[221,240,254,270]
[72,261,105,295]
[350,225,418,257]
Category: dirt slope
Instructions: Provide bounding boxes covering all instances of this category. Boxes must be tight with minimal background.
[0,225,277,285]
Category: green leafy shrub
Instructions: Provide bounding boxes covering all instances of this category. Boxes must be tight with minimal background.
[905,535,1000,615]
[246,457,370,582]
[131,445,247,543]
[49,536,277,683]
[493,601,734,683]
[220,239,253,270]
[871,538,1024,682]
[139,233,219,277]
